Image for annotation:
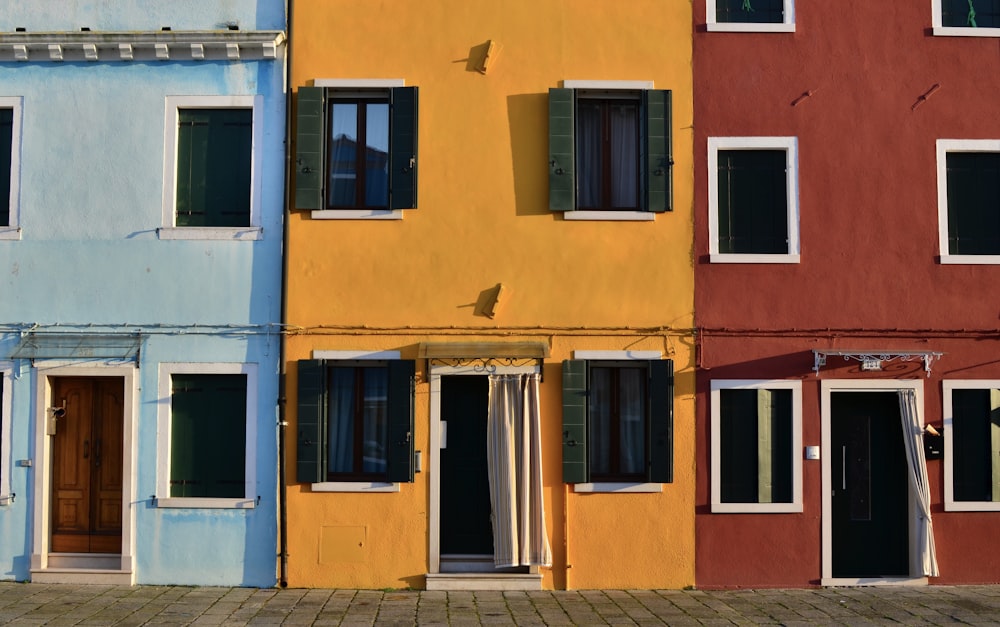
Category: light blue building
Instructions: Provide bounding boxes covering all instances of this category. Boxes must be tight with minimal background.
[0,2,285,586]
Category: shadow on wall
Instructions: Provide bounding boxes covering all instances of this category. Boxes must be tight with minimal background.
[507,94,552,218]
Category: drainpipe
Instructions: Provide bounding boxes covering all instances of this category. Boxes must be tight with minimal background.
[277,0,294,589]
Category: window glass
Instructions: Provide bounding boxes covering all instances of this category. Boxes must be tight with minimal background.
[719,388,793,504]
[716,0,785,23]
[951,389,1000,502]
[576,99,639,210]
[175,109,252,227]
[717,149,789,254]
[328,366,389,478]
[946,152,1000,255]
[589,365,647,480]
[0,108,11,227]
[327,98,390,209]
[942,0,1000,27]
[169,374,247,498]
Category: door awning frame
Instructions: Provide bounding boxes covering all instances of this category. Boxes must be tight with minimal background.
[813,349,944,378]
[10,332,142,362]
[419,342,549,380]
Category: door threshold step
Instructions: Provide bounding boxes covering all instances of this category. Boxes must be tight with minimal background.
[425,573,542,591]
[31,569,134,585]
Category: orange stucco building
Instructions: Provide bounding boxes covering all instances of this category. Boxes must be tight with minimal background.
[282,0,695,589]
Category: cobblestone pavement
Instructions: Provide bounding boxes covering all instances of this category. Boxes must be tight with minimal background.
[2,583,1000,625]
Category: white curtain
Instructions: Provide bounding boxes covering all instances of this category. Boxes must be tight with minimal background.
[486,374,552,568]
[898,389,939,577]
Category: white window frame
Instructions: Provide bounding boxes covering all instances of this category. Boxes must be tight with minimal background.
[560,80,659,222]
[160,95,263,240]
[0,97,23,240]
[307,349,402,492]
[932,1,1000,37]
[571,349,664,493]
[0,362,12,504]
[708,136,800,263]
[936,139,1000,264]
[706,0,795,32]
[309,79,407,221]
[943,380,1000,511]
[711,379,803,513]
[155,362,258,508]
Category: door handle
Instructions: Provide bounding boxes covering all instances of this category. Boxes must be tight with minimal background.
[83,440,90,459]
[842,445,847,490]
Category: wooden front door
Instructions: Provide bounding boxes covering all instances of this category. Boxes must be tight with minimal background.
[831,392,909,578]
[50,377,124,554]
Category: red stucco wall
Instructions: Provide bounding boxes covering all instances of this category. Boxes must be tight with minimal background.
[694,1,1000,587]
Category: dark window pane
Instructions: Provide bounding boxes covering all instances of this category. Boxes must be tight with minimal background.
[717,0,784,23]
[717,149,789,254]
[576,98,639,211]
[953,389,1000,502]
[720,388,793,504]
[328,103,359,207]
[947,152,1000,255]
[175,109,252,227]
[364,103,389,207]
[169,374,247,498]
[327,365,389,478]
[943,0,1000,27]
[590,364,647,481]
[0,108,11,227]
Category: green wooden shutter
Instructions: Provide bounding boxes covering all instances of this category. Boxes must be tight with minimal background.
[549,88,576,212]
[562,359,589,483]
[0,108,11,227]
[389,87,418,210]
[175,110,203,226]
[170,374,247,498]
[296,360,327,483]
[175,109,251,227]
[644,90,672,213]
[295,87,325,210]
[648,360,674,483]
[386,360,416,482]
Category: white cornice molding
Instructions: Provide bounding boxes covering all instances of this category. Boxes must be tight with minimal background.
[0,30,285,62]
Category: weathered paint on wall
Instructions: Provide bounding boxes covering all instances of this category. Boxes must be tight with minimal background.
[286,0,695,589]
[0,1,285,586]
[693,1,1000,587]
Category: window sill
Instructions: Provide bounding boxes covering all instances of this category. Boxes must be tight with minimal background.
[562,211,655,222]
[157,227,262,241]
[154,497,256,509]
[0,227,21,240]
[0,494,13,505]
[310,209,403,220]
[944,501,1000,512]
[710,253,800,264]
[711,502,802,513]
[706,23,795,33]
[310,481,400,493]
[933,26,1000,37]
[573,483,662,493]
[940,254,1000,265]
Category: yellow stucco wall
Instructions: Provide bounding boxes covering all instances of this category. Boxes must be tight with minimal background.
[286,0,694,589]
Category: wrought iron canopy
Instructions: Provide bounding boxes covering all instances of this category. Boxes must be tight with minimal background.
[812,349,944,377]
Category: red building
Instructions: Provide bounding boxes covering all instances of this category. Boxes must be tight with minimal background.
[694,0,1000,587]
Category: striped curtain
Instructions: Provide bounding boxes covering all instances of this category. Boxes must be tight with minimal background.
[898,389,939,577]
[486,374,552,568]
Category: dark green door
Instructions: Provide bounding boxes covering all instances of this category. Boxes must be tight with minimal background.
[440,376,494,556]
[831,392,909,578]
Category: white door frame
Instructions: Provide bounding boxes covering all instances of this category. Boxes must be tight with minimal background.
[427,363,539,574]
[820,379,927,586]
[30,361,138,582]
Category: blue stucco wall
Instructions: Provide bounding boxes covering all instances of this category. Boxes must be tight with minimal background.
[0,0,284,587]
